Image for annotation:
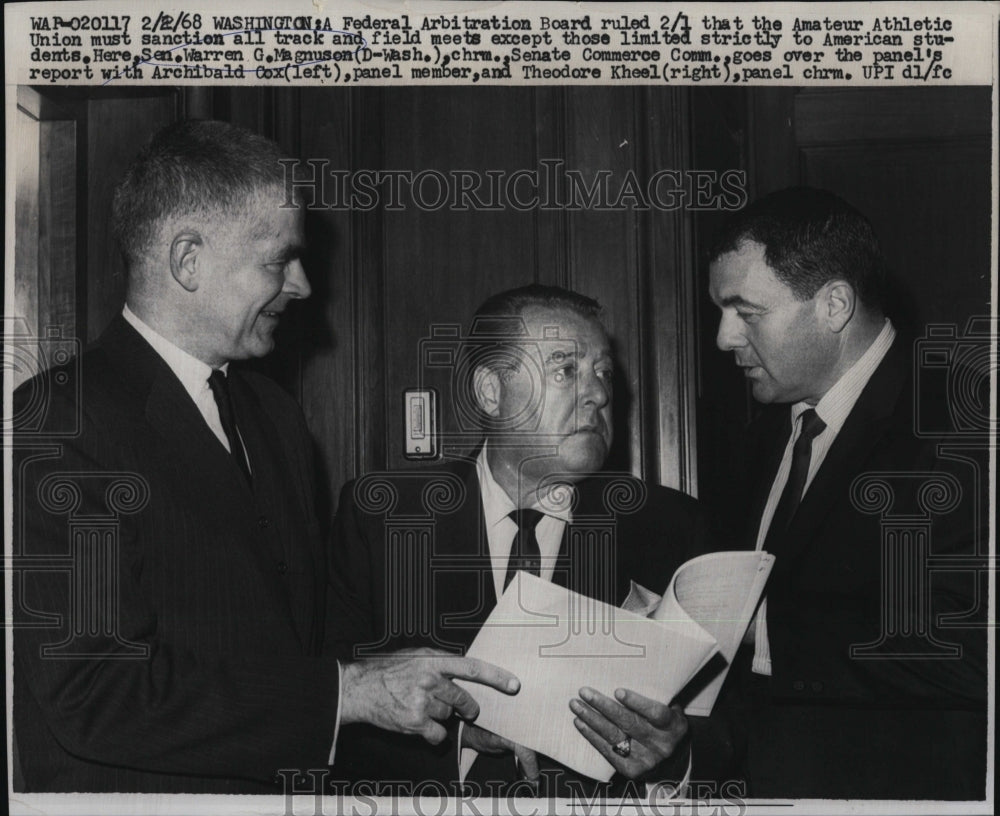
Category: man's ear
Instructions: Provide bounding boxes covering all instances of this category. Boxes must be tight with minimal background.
[473,364,502,418]
[818,280,856,333]
[169,232,203,292]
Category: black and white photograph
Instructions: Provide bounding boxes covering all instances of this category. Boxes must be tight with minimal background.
[4,2,996,814]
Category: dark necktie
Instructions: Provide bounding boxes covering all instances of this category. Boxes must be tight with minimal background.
[207,369,251,482]
[504,508,544,591]
[763,408,826,552]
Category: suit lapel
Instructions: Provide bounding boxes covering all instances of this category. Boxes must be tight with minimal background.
[778,339,908,568]
[226,373,301,557]
[145,374,254,498]
[227,372,316,647]
[432,458,495,652]
[100,318,254,502]
[102,318,311,647]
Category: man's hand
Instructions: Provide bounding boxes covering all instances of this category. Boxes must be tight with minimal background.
[340,648,520,745]
[569,687,688,780]
[462,724,539,786]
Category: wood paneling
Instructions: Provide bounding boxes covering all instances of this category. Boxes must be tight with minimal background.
[795,87,991,144]
[379,87,543,466]
[14,101,41,350]
[690,89,752,519]
[749,88,796,195]
[562,86,646,477]
[294,88,360,519]
[13,89,79,390]
[804,141,991,334]
[39,120,78,340]
[641,87,700,494]
[85,93,178,340]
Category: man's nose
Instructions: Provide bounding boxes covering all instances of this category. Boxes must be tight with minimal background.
[283,259,312,300]
[716,312,745,351]
[580,369,611,409]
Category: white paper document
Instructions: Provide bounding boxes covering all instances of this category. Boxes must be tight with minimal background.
[459,551,774,781]
[655,550,776,715]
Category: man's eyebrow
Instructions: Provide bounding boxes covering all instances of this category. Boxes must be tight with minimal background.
[544,348,579,363]
[273,243,307,261]
[718,294,764,310]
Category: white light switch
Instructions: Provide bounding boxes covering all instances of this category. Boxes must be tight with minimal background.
[404,388,438,459]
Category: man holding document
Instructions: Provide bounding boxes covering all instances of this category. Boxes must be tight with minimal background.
[329,285,717,798]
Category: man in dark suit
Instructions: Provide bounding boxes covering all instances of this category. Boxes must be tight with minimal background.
[12,120,520,793]
[329,285,711,799]
[706,187,988,799]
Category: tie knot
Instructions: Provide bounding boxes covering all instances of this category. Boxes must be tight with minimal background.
[509,508,544,532]
[799,408,826,442]
[208,368,228,392]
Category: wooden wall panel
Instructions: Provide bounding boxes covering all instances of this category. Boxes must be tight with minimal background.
[689,88,752,517]
[85,93,179,340]
[561,87,646,477]
[378,87,560,465]
[795,87,991,144]
[14,91,78,388]
[294,88,361,520]
[642,87,700,494]
[39,120,78,341]
[792,87,992,335]
[13,101,41,354]
[803,142,991,334]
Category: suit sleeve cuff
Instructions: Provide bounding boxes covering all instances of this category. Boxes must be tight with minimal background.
[645,747,692,802]
[328,660,344,765]
[458,722,479,783]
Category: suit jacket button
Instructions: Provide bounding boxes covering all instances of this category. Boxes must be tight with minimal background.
[811,680,824,692]
[277,561,288,575]
[792,680,805,692]
[258,516,270,529]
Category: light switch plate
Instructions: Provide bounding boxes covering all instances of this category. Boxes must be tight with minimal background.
[403,388,438,460]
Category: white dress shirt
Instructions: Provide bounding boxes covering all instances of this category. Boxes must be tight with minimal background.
[122,305,232,451]
[475,445,575,601]
[752,319,897,674]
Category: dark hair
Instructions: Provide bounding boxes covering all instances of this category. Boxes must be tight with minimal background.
[708,187,886,308]
[111,119,288,269]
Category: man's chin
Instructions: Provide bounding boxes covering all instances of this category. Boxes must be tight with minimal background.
[241,334,276,359]
[558,433,609,474]
[750,380,779,404]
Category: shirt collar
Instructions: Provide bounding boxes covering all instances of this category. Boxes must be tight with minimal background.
[792,318,896,432]
[123,304,227,400]
[475,444,575,528]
